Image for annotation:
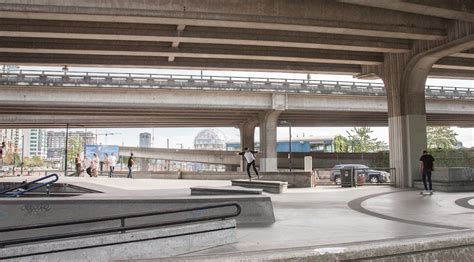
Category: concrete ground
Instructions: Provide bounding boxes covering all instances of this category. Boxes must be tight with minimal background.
[2,175,473,258]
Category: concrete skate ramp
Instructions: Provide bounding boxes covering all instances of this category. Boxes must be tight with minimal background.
[0,195,274,242]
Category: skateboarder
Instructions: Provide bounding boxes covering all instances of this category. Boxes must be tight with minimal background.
[238,148,260,181]
[420,150,435,195]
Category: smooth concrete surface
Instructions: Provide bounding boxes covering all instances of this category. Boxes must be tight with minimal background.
[1,176,474,261]
[158,229,474,261]
[0,220,237,261]
[190,186,263,195]
[231,179,288,194]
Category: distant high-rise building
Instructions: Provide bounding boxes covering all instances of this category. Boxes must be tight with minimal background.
[139,132,152,148]
[0,129,23,160]
[46,130,96,160]
[23,129,47,158]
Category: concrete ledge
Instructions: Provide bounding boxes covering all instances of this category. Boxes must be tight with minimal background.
[0,220,236,261]
[190,186,262,195]
[181,172,248,180]
[99,171,180,179]
[162,229,474,261]
[259,172,315,188]
[231,179,288,194]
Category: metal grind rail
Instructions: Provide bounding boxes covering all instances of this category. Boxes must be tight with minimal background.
[0,173,59,197]
[1,70,472,99]
[0,202,241,248]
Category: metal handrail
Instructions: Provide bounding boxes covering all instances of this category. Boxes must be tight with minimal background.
[0,174,59,197]
[0,202,241,247]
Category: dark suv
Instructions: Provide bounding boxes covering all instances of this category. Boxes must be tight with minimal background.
[330,164,390,185]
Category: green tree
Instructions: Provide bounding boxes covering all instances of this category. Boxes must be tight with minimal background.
[333,135,349,152]
[346,127,383,153]
[25,155,44,167]
[67,135,84,166]
[427,127,458,149]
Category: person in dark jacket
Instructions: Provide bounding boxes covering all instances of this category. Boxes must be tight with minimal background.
[420,150,435,194]
[127,153,135,179]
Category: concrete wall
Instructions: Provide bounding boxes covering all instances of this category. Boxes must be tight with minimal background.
[414,167,474,192]
[260,172,315,188]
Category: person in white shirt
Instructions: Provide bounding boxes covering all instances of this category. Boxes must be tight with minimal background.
[238,147,260,180]
[108,152,116,178]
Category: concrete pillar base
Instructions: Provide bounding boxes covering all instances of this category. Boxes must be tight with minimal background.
[260,157,278,172]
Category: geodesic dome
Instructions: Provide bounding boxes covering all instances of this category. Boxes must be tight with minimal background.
[193,128,227,150]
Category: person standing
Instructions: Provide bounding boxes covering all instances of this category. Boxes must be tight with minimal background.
[127,153,135,179]
[83,156,92,177]
[103,153,109,177]
[91,153,99,178]
[420,150,435,194]
[75,153,82,176]
[0,142,5,177]
[109,152,116,178]
[238,147,260,181]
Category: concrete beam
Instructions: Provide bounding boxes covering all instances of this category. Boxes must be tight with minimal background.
[433,57,474,71]
[0,53,362,74]
[0,18,411,53]
[339,0,474,23]
[0,43,383,65]
[0,1,446,40]
[429,68,474,79]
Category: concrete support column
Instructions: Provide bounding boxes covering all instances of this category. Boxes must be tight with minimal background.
[383,53,432,188]
[259,110,281,172]
[381,22,474,187]
[238,119,258,172]
[239,120,258,151]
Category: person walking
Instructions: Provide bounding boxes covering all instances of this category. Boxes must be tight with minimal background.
[420,150,435,194]
[91,153,99,178]
[238,147,260,181]
[83,156,92,177]
[108,152,116,178]
[75,153,82,176]
[127,153,135,179]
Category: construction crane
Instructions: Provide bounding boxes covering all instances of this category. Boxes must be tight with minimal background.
[96,132,122,146]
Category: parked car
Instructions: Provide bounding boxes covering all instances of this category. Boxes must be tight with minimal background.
[330,164,390,184]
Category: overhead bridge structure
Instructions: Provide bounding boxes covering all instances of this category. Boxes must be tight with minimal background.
[0,71,473,128]
[0,0,473,187]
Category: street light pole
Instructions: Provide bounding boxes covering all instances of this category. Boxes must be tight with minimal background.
[64,123,69,176]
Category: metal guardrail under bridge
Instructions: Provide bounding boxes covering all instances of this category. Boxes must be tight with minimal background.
[1,70,473,99]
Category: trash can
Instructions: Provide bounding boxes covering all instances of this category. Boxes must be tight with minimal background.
[340,168,355,187]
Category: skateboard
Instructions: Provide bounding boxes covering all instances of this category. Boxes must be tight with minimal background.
[419,191,433,195]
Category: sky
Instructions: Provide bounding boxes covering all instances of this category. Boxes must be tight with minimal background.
[14,65,474,149]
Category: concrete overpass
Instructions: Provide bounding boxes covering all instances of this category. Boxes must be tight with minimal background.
[0,73,472,128]
[0,0,473,188]
[120,146,240,166]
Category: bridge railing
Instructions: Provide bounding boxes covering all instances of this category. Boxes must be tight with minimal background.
[0,70,472,99]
